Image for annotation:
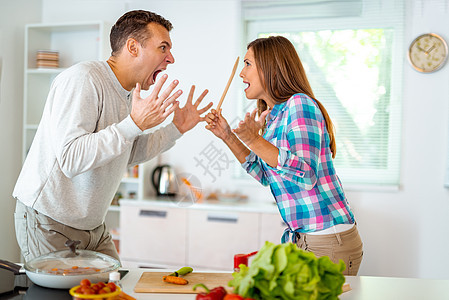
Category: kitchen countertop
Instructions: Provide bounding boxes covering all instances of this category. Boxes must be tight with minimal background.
[120,269,449,300]
[3,268,449,299]
[119,198,279,214]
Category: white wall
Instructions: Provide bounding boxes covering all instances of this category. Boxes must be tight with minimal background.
[2,0,449,279]
[0,0,42,262]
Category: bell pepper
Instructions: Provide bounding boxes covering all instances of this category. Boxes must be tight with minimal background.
[223,294,244,300]
[193,283,227,300]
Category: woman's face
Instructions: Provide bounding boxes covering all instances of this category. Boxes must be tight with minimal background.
[240,48,269,101]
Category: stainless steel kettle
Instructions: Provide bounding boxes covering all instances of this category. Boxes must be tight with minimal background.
[151,165,177,197]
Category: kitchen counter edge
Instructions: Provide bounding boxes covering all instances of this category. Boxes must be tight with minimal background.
[117,198,279,214]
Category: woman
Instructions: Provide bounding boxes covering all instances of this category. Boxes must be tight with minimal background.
[205,36,363,275]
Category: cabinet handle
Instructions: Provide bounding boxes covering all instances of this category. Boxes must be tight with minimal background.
[139,210,167,218]
[137,265,158,269]
[207,213,238,223]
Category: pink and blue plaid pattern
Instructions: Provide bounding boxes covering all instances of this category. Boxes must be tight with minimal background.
[242,94,355,243]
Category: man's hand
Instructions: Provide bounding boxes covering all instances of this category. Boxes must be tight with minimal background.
[130,74,182,131]
[233,108,271,147]
[173,85,213,134]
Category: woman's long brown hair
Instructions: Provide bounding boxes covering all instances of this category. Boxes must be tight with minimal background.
[248,36,337,158]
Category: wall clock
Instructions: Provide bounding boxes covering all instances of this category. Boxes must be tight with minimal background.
[408,33,448,73]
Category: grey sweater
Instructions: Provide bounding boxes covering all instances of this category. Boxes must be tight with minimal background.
[13,61,182,230]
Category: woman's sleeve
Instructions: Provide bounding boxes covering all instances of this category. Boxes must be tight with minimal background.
[241,151,270,186]
[275,96,323,190]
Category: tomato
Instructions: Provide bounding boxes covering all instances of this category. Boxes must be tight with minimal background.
[91,284,101,293]
[80,279,91,287]
[97,281,106,288]
[80,286,94,295]
[107,282,117,292]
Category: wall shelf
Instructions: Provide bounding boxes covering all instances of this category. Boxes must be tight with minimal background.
[26,68,66,74]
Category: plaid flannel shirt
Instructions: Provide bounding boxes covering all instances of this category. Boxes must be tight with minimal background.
[242,93,355,243]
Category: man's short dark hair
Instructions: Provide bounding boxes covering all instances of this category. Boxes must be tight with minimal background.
[110,10,173,56]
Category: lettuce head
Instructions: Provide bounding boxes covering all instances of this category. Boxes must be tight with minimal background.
[228,241,346,300]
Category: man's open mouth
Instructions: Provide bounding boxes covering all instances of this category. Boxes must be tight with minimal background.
[153,70,162,82]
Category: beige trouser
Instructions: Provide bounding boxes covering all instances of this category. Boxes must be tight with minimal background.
[296,225,363,275]
[14,200,120,263]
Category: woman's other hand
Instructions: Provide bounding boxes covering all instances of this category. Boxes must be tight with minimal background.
[233,108,270,147]
[205,109,232,141]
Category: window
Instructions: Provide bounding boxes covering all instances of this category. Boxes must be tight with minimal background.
[241,0,404,187]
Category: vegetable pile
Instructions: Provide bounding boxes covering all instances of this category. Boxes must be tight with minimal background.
[228,241,346,300]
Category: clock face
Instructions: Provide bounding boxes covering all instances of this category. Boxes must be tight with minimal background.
[408,33,448,73]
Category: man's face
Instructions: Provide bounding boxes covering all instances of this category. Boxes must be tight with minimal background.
[136,23,174,90]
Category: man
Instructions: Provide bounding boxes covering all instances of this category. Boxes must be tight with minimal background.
[13,10,212,262]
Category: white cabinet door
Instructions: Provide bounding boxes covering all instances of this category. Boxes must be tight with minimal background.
[187,210,259,270]
[258,213,287,248]
[120,205,187,266]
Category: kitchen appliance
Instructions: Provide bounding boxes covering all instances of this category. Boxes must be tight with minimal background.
[0,240,120,290]
[152,165,177,197]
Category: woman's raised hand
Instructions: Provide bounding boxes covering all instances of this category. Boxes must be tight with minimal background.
[205,109,232,141]
[233,108,271,146]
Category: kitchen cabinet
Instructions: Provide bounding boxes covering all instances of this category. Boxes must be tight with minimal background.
[119,199,283,270]
[187,210,259,270]
[119,205,187,267]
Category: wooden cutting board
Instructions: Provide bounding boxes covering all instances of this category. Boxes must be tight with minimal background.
[134,272,351,294]
[134,272,234,294]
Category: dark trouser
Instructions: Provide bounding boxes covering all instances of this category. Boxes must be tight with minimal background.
[296,225,363,275]
[14,200,120,263]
